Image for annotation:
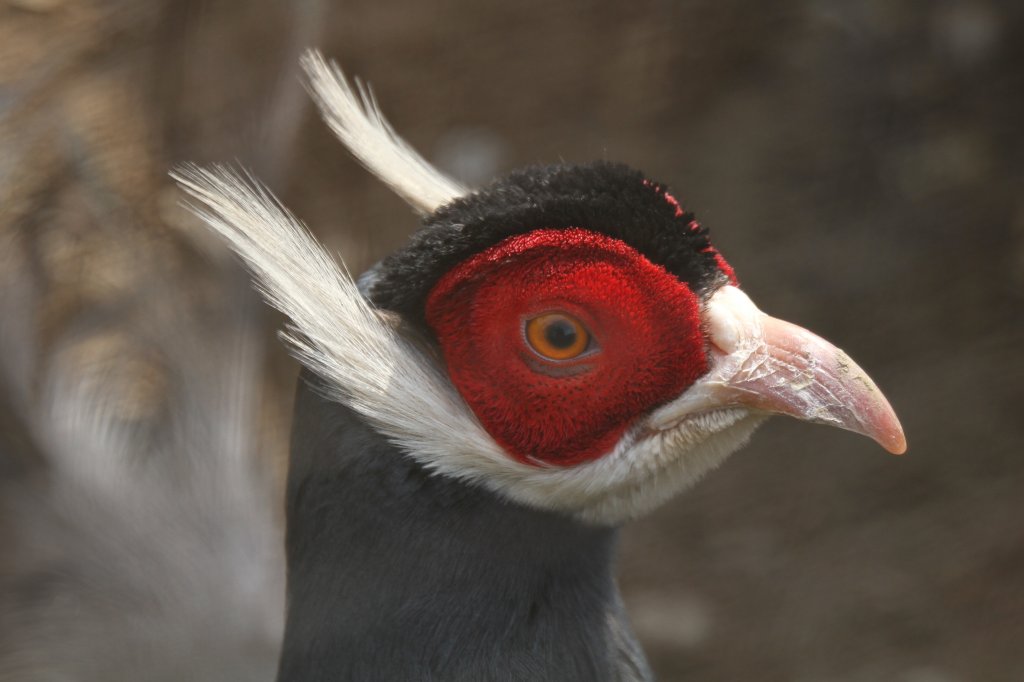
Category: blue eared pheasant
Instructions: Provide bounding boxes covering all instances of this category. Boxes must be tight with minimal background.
[173,51,906,682]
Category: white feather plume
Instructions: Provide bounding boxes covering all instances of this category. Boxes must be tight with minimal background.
[300,50,468,214]
[171,164,501,477]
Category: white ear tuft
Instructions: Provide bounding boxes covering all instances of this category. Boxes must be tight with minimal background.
[300,50,468,215]
[170,162,395,393]
[170,163,502,482]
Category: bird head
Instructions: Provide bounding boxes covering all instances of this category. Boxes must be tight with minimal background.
[175,51,905,525]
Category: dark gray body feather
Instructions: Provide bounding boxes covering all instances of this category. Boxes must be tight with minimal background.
[278,372,653,681]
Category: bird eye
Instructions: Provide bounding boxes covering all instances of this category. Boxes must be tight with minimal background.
[525,313,591,360]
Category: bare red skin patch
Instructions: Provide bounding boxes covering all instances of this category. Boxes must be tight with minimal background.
[425,229,708,466]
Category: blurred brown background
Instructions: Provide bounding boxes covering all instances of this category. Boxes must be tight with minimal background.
[1,0,1022,680]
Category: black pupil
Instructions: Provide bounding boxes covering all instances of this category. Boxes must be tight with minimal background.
[545,319,578,349]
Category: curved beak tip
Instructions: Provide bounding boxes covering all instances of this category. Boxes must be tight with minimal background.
[823,371,907,456]
[879,422,908,456]
[849,383,907,456]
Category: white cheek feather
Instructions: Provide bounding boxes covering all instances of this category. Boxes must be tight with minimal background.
[173,53,764,526]
[172,164,505,483]
[574,411,767,523]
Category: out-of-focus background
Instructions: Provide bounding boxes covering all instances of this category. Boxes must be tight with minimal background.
[1,1,1021,680]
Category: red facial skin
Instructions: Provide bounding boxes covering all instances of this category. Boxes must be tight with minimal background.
[425,229,712,467]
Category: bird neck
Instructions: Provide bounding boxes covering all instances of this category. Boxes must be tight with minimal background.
[276,372,647,682]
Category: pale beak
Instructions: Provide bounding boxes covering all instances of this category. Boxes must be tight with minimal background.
[655,285,907,454]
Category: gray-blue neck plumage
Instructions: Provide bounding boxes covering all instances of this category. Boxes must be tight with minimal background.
[276,371,652,681]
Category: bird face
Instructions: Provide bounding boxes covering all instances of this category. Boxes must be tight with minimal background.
[178,52,905,525]
[355,162,905,523]
[426,228,709,466]
[356,160,909,520]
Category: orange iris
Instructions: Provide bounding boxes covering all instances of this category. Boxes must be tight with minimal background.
[525,313,590,360]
